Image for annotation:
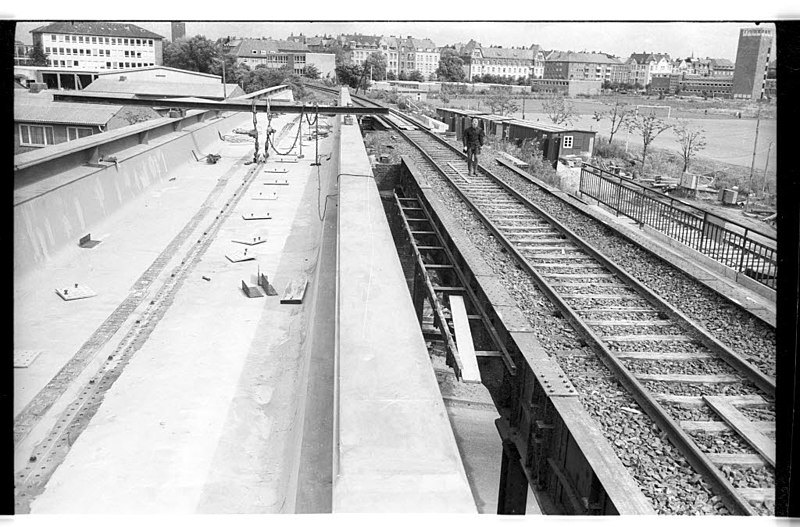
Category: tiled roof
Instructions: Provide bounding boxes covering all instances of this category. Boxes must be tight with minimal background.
[31,21,163,40]
[410,38,437,51]
[546,51,619,64]
[234,39,309,57]
[14,91,122,126]
[340,34,382,48]
[709,58,734,68]
[481,47,535,60]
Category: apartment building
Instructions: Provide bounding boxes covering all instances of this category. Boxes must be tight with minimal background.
[458,40,543,81]
[626,52,672,87]
[31,22,164,72]
[543,51,623,83]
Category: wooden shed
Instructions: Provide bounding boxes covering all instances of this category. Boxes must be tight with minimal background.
[436,108,488,141]
[500,119,597,163]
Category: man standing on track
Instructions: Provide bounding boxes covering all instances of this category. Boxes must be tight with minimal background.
[462,118,486,176]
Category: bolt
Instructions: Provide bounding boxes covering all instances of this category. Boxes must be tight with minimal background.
[29,455,37,463]
[108,355,114,360]
[74,283,78,288]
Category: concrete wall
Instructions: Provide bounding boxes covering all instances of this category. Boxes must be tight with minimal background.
[14,111,249,275]
[332,87,476,512]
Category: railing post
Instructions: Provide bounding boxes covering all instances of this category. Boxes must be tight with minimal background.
[615,180,622,217]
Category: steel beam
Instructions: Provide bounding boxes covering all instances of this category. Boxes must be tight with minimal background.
[51,92,388,114]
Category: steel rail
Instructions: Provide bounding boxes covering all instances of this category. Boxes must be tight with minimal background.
[377,114,765,515]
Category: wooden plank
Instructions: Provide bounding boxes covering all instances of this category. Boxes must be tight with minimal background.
[660,394,769,407]
[474,350,503,358]
[449,296,482,384]
[542,273,614,279]
[561,293,641,300]
[637,373,740,383]
[680,420,776,434]
[614,351,715,360]
[588,319,672,326]
[602,334,693,342]
[280,279,308,304]
[707,453,767,467]
[242,212,272,220]
[736,488,775,503]
[555,283,630,289]
[55,284,97,301]
[576,306,660,313]
[704,396,776,467]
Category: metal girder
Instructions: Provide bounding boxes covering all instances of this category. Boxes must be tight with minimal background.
[51,92,388,114]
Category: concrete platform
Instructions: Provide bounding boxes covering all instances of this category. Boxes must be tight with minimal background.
[14,112,338,513]
[333,88,476,512]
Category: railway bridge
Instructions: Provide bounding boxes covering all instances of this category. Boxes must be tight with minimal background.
[12,86,791,516]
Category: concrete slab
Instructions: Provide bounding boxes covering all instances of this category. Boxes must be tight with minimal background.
[17,114,336,513]
[333,89,475,513]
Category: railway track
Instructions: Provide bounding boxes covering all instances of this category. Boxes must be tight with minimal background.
[330,89,777,515]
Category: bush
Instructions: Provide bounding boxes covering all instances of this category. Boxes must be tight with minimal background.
[594,135,628,160]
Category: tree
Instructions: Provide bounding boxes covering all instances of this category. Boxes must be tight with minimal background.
[386,71,397,81]
[208,52,240,85]
[629,112,672,175]
[163,35,220,73]
[673,120,707,173]
[593,98,632,144]
[335,63,364,89]
[542,94,577,126]
[436,48,466,82]
[407,70,424,82]
[303,63,321,80]
[486,92,519,116]
[364,52,387,81]
[27,40,48,66]
[327,41,348,67]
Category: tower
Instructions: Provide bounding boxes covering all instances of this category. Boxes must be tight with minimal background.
[171,22,186,42]
[732,27,774,100]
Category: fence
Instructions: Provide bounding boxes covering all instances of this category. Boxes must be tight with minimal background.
[579,164,777,290]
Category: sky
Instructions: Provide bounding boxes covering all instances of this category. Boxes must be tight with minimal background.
[11,20,779,62]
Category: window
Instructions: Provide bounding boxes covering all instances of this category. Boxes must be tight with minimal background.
[45,47,51,53]
[74,61,79,66]
[19,124,55,147]
[66,48,71,55]
[111,38,116,45]
[124,39,129,45]
[67,127,93,141]
[562,136,574,149]
[51,35,56,41]
[148,39,153,46]
[124,51,129,57]
[92,37,97,44]
[78,36,84,43]
[106,62,111,68]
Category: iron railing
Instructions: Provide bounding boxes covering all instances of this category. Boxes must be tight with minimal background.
[579,164,777,290]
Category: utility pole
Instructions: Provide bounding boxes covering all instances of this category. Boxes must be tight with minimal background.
[762,141,773,194]
[746,100,762,212]
[522,96,525,119]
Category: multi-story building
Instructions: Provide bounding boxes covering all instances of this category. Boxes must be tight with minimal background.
[626,52,671,87]
[651,72,733,98]
[672,57,734,77]
[31,22,164,72]
[14,41,33,66]
[458,40,543,82]
[543,51,623,83]
[232,39,336,79]
[732,27,774,100]
[336,34,399,79]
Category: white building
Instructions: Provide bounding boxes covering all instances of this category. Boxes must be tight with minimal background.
[31,21,164,72]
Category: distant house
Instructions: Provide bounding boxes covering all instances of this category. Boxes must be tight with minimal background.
[543,51,622,83]
[82,66,244,100]
[14,88,160,154]
[457,39,543,82]
[626,52,672,87]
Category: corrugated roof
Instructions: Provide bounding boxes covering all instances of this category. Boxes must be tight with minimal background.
[31,21,163,40]
[14,91,122,126]
[83,79,239,99]
[95,65,221,80]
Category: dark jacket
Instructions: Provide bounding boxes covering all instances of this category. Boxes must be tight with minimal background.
[463,126,485,149]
